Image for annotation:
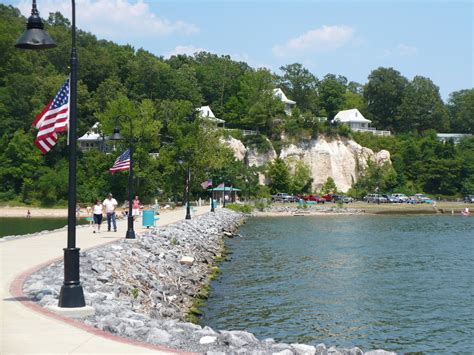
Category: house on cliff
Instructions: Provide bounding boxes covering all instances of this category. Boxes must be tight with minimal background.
[197,106,225,127]
[273,88,296,115]
[333,109,391,136]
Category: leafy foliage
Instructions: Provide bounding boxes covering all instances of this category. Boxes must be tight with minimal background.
[0,5,470,206]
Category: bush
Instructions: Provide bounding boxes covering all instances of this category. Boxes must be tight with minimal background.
[225,204,253,213]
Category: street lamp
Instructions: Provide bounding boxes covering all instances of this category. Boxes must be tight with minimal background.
[178,159,192,219]
[16,0,85,308]
[110,115,136,239]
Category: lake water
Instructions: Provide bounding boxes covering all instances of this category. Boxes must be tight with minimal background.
[201,215,474,354]
[0,217,88,238]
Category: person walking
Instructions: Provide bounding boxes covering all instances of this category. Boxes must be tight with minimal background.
[103,193,118,232]
[92,199,103,233]
[132,195,140,221]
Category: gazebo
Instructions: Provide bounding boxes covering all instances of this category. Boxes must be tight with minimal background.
[210,186,241,203]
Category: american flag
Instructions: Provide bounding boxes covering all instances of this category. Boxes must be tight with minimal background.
[201,179,212,189]
[109,149,131,174]
[32,78,70,154]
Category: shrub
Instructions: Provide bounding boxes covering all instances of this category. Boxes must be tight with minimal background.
[225,204,253,214]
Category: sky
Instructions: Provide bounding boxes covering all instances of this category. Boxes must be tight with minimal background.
[6,0,473,101]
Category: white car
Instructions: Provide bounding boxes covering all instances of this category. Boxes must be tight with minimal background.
[391,193,409,202]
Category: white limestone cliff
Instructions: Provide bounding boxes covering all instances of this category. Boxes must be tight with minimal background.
[222,135,391,192]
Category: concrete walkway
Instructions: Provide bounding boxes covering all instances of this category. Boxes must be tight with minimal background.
[1,206,211,354]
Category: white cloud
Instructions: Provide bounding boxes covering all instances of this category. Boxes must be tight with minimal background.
[273,25,354,57]
[166,45,208,58]
[17,0,199,41]
[384,44,418,57]
[396,44,418,56]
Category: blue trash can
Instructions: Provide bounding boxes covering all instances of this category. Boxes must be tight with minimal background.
[142,209,155,228]
[212,199,217,209]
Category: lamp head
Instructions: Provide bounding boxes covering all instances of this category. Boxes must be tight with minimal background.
[15,0,57,50]
[110,127,123,141]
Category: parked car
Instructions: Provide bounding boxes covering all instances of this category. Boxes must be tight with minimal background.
[364,194,388,203]
[391,193,409,202]
[322,194,333,202]
[333,195,354,203]
[272,193,298,203]
[303,195,326,203]
[383,194,399,203]
[414,193,434,204]
[464,195,474,203]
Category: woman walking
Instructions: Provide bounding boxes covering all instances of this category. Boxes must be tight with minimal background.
[92,199,103,233]
[132,196,140,221]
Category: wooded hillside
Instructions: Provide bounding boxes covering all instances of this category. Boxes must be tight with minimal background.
[0,5,472,205]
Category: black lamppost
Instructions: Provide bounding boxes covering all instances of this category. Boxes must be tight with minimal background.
[178,159,192,219]
[16,0,85,308]
[110,115,136,239]
[210,183,215,213]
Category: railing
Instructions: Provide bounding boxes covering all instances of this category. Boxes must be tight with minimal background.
[353,128,391,136]
[242,129,258,136]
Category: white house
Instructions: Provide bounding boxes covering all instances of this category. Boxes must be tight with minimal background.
[78,122,107,152]
[197,106,225,127]
[273,88,296,115]
[437,133,471,144]
[333,109,371,130]
[333,108,391,136]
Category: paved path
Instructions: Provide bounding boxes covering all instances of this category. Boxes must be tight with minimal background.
[1,206,211,354]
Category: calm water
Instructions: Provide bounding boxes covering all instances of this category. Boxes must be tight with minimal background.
[202,215,474,354]
[0,217,88,237]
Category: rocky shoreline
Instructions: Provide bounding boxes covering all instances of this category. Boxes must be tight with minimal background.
[23,209,394,354]
[252,204,366,217]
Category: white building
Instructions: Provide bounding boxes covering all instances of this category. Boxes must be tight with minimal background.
[333,108,391,136]
[197,106,225,127]
[273,88,296,115]
[78,122,107,152]
[437,133,471,144]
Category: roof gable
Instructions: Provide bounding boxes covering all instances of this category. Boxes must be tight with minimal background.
[273,88,296,105]
[334,109,371,123]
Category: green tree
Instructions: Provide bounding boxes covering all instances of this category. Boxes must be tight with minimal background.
[278,63,319,114]
[290,160,313,195]
[268,158,290,194]
[398,76,449,133]
[318,74,346,120]
[447,89,474,134]
[364,67,408,132]
[321,177,337,194]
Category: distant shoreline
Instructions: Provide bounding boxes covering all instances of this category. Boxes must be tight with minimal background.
[0,202,470,218]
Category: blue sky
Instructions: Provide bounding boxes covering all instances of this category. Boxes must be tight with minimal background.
[7,0,473,100]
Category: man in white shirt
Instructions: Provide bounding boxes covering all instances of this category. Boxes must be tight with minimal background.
[103,193,118,232]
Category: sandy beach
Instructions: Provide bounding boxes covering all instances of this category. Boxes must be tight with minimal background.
[0,207,68,218]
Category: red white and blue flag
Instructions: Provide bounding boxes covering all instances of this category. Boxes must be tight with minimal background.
[109,149,130,173]
[201,179,213,189]
[32,77,70,154]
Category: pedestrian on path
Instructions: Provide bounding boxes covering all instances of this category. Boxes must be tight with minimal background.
[132,195,140,221]
[92,199,103,233]
[103,193,118,232]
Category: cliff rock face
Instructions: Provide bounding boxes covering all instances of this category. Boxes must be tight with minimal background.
[223,136,391,192]
[220,137,247,161]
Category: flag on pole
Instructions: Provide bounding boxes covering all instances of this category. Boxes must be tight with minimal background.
[201,179,213,189]
[109,149,130,174]
[217,182,224,188]
[32,77,70,154]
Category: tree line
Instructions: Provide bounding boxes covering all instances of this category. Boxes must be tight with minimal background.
[0,5,472,206]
